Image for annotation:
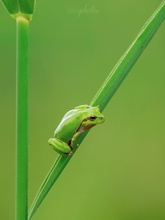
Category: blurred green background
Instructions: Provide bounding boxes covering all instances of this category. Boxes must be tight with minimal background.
[0,1,165,219]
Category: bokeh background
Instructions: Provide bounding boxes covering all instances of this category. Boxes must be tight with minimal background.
[0,1,165,219]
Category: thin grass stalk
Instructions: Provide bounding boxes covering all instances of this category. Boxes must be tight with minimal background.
[91,0,165,111]
[16,16,29,220]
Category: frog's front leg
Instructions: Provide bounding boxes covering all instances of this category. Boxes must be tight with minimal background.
[70,130,85,149]
[48,138,72,155]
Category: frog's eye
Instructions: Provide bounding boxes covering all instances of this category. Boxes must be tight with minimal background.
[89,116,97,121]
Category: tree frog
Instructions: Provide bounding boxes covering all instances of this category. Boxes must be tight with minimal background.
[48,105,105,155]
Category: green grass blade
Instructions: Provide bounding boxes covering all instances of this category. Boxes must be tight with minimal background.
[91,0,165,111]
[28,1,165,219]
[16,16,29,220]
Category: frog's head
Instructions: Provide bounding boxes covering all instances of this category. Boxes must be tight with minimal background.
[77,105,105,132]
[87,106,105,124]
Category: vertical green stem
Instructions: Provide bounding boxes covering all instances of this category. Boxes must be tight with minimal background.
[16,16,29,220]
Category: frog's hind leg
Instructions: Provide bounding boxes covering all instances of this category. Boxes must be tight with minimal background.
[48,138,72,155]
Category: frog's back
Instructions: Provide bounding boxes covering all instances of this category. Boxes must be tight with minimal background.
[54,109,82,142]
